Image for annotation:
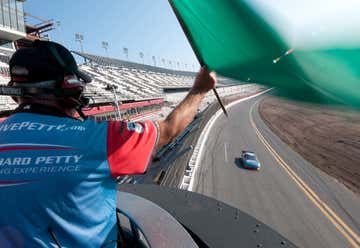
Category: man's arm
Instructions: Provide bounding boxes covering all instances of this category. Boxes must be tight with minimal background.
[156,67,217,148]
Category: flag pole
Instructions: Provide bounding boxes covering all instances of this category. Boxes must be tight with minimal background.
[168,0,228,117]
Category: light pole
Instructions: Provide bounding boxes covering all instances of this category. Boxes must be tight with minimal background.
[111,85,122,120]
[56,21,64,45]
[102,41,109,56]
[75,33,84,53]
[152,56,156,66]
[162,58,165,67]
[139,52,144,64]
[123,47,128,60]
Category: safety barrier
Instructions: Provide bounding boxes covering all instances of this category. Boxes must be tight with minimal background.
[154,115,202,160]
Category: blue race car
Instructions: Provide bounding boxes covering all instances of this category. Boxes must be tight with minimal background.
[241,151,261,170]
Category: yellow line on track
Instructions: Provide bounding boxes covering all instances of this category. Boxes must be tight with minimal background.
[249,101,360,248]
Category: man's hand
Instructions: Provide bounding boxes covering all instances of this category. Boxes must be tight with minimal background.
[156,67,217,149]
[192,67,217,94]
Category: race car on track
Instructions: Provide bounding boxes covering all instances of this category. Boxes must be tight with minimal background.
[241,151,261,170]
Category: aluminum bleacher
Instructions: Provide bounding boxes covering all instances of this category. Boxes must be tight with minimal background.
[0,51,16,111]
[73,51,196,77]
[74,51,199,102]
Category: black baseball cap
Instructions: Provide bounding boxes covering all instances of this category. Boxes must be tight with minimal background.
[9,40,91,85]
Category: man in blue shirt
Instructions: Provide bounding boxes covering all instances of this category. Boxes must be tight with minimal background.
[0,40,216,247]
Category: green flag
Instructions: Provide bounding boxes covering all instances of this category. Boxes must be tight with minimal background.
[170,0,360,108]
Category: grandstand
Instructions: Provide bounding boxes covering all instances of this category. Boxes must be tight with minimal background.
[73,52,261,120]
[73,51,195,77]
[0,50,198,111]
[0,50,15,111]
[75,52,196,102]
[0,49,259,117]
[74,52,250,104]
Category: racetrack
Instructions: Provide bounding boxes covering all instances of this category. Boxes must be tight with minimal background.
[191,94,360,248]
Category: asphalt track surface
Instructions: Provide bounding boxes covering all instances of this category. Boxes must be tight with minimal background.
[192,94,360,248]
[137,92,258,187]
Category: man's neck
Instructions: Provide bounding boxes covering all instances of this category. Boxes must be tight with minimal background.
[14,103,75,119]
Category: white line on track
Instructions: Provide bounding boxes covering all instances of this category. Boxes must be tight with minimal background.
[249,99,360,248]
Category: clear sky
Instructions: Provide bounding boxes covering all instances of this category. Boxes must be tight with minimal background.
[24,0,199,71]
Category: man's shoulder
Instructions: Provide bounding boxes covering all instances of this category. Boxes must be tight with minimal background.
[0,113,109,133]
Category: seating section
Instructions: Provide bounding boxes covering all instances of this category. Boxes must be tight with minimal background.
[0,51,15,111]
[0,50,262,113]
[0,50,198,110]
[80,64,195,102]
[0,51,11,77]
[71,51,203,102]
[73,51,196,77]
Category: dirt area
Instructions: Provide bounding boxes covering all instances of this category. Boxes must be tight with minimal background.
[259,96,360,195]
